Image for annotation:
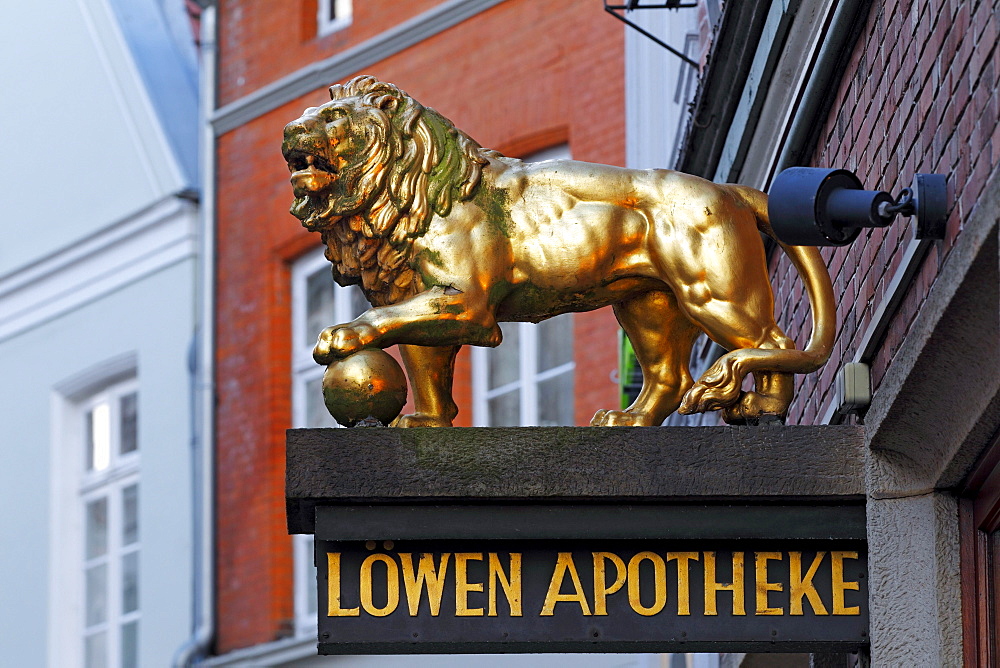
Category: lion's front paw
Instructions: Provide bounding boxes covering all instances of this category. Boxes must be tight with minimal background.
[313,323,380,363]
[590,409,656,427]
[390,412,453,428]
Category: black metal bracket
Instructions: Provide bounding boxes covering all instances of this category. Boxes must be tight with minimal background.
[604,1,700,69]
[769,168,949,247]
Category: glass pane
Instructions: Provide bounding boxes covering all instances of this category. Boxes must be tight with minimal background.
[121,621,138,668]
[122,552,139,614]
[88,402,111,471]
[119,392,138,454]
[537,314,573,371]
[538,371,575,426]
[331,0,352,21]
[122,485,139,545]
[488,323,520,389]
[86,410,94,470]
[305,376,337,428]
[85,564,107,626]
[86,497,108,559]
[347,285,369,320]
[306,269,335,348]
[488,389,520,426]
[84,631,107,668]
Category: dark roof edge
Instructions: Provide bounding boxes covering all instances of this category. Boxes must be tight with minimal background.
[674,0,772,178]
[774,0,874,175]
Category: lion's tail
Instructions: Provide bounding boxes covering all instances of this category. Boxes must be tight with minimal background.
[730,184,836,372]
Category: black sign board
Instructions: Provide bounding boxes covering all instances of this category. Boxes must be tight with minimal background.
[313,505,868,654]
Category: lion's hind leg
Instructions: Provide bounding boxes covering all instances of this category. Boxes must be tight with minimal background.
[591,290,699,427]
[676,307,797,423]
[723,369,795,424]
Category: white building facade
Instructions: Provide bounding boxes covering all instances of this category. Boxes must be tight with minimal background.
[0,0,202,665]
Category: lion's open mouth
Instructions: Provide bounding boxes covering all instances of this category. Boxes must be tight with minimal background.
[287,153,342,229]
[285,149,342,228]
[286,150,336,176]
[287,152,338,193]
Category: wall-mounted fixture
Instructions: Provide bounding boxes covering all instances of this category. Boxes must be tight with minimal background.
[835,362,871,415]
[768,167,948,246]
[604,0,700,69]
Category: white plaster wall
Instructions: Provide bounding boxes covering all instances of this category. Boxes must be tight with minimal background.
[0,0,198,660]
[624,6,702,170]
[0,260,195,666]
[0,0,186,277]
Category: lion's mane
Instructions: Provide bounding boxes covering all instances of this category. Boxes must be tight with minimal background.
[320,76,490,305]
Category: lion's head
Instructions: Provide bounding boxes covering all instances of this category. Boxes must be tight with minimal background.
[282,76,489,304]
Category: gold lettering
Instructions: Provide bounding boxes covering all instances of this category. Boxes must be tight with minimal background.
[831,551,860,615]
[592,552,626,616]
[790,551,828,616]
[454,553,485,616]
[359,553,399,616]
[488,553,522,617]
[627,551,667,616]
[399,553,450,617]
[703,551,745,616]
[540,552,592,616]
[327,553,360,616]
[667,552,699,616]
[754,552,783,615]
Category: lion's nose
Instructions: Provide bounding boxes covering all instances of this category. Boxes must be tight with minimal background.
[283,114,322,140]
[282,119,320,160]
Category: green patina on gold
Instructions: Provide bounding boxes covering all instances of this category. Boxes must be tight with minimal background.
[474,182,513,239]
[421,108,486,220]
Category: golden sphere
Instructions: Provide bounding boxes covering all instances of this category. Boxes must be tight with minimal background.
[322,349,408,427]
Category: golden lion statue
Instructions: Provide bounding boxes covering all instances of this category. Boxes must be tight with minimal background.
[282,75,835,426]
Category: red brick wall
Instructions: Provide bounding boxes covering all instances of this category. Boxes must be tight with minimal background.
[217,0,441,106]
[213,0,624,652]
[770,0,999,424]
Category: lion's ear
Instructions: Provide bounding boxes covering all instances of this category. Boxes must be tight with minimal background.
[374,94,398,112]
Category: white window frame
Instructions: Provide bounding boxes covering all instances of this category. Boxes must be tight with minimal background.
[471,319,576,426]
[80,380,141,668]
[49,357,140,668]
[317,0,352,36]
[291,249,370,432]
[291,248,368,634]
[293,250,335,433]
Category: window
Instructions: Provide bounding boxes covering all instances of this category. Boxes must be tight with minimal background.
[291,249,368,632]
[291,249,369,431]
[471,144,575,427]
[78,380,141,668]
[472,316,575,426]
[317,0,352,36]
